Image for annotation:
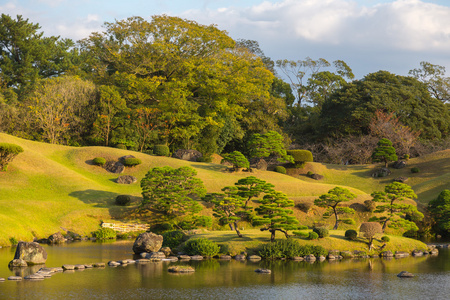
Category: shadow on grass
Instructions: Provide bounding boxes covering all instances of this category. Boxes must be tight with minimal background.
[190,162,228,172]
[69,189,119,207]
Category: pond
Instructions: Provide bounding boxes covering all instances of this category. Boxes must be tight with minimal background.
[0,241,449,299]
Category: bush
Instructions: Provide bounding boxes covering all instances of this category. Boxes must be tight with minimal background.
[0,143,24,171]
[153,145,170,157]
[381,235,390,242]
[411,167,420,173]
[162,230,187,249]
[178,216,213,230]
[150,223,174,233]
[286,150,313,168]
[123,157,142,167]
[313,227,329,238]
[345,229,358,240]
[93,228,116,240]
[9,237,18,246]
[184,238,220,257]
[221,151,249,170]
[274,166,286,174]
[259,239,327,259]
[341,218,356,225]
[306,171,314,177]
[364,200,376,212]
[197,155,212,163]
[308,231,319,240]
[92,157,106,166]
[115,195,131,206]
[404,154,410,160]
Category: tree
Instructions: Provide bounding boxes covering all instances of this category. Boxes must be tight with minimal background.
[221,151,249,171]
[314,187,356,230]
[140,166,206,221]
[359,222,383,250]
[370,182,423,231]
[428,190,450,236]
[247,131,294,163]
[0,143,24,171]
[372,138,398,168]
[409,61,450,104]
[235,176,275,209]
[253,191,299,242]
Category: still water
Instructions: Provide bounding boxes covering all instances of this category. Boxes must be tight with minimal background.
[0,241,449,299]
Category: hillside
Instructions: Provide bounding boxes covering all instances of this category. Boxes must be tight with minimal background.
[0,132,448,246]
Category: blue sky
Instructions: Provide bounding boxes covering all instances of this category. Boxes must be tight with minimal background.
[2,0,450,79]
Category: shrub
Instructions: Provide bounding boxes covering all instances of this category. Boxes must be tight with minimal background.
[274,166,286,174]
[306,171,314,177]
[286,150,313,168]
[123,157,142,167]
[313,227,329,238]
[93,228,117,240]
[364,200,376,212]
[150,223,174,233]
[93,157,106,166]
[143,149,153,155]
[341,218,356,225]
[411,167,420,173]
[0,143,24,171]
[9,237,18,246]
[162,230,187,249]
[197,156,212,163]
[184,238,220,257]
[296,202,313,213]
[259,240,327,259]
[115,195,131,206]
[404,154,410,160]
[345,229,358,240]
[308,231,319,240]
[381,235,390,242]
[221,151,249,170]
[297,225,308,230]
[153,145,170,157]
[178,216,213,230]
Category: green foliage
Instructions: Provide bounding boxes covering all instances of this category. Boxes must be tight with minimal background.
[292,231,309,238]
[196,155,212,163]
[235,176,275,209]
[178,215,213,230]
[308,231,319,240]
[115,195,131,206]
[93,228,117,240]
[140,166,206,221]
[116,144,127,150]
[286,150,313,168]
[247,131,294,163]
[0,143,24,171]
[411,167,420,173]
[92,157,106,166]
[153,145,170,157]
[345,229,358,240]
[274,166,287,174]
[313,227,329,238]
[372,138,398,168]
[123,157,142,167]
[428,190,450,236]
[297,225,308,230]
[314,187,356,230]
[306,171,314,177]
[162,230,187,249]
[184,238,220,257]
[381,235,390,242]
[221,151,249,170]
[258,238,305,259]
[9,237,18,246]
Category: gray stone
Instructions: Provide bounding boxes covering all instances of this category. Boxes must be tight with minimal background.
[62,264,75,270]
[319,255,326,261]
[311,173,324,180]
[412,250,423,256]
[168,266,195,273]
[304,254,316,261]
[248,255,261,261]
[234,254,246,260]
[219,255,231,260]
[93,262,105,267]
[255,269,271,274]
[74,264,85,269]
[381,251,394,257]
[371,168,392,178]
[8,276,22,281]
[119,155,136,163]
[397,271,414,278]
[135,259,150,263]
[133,232,163,254]
[392,160,407,169]
[104,161,125,174]
[48,232,66,244]
[178,255,191,260]
[394,251,409,258]
[190,255,204,260]
[160,247,172,257]
[8,258,28,268]
[13,241,47,265]
[24,274,44,280]
[172,149,203,162]
[108,261,121,267]
[115,175,137,184]
[291,256,304,261]
[249,158,268,171]
[393,177,409,183]
[0,278,5,282]
[148,252,166,259]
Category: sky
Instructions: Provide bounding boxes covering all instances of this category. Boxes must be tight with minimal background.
[2,0,450,79]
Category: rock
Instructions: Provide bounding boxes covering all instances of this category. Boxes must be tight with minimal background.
[291,256,304,261]
[24,274,44,280]
[74,264,85,269]
[13,241,47,265]
[132,232,163,254]
[190,255,203,260]
[249,158,268,171]
[160,247,172,257]
[66,231,82,240]
[108,261,121,267]
[395,251,409,258]
[392,160,407,169]
[119,155,135,164]
[36,271,52,278]
[412,250,423,257]
[163,256,178,262]
[311,173,324,180]
[397,271,414,278]
[393,177,409,183]
[0,278,5,281]
[371,168,391,178]
[327,254,336,260]
[255,269,271,274]
[172,149,203,162]
[340,251,354,258]
[148,252,166,259]
[48,232,66,244]
[8,259,28,268]
[104,161,125,174]
[318,255,326,261]
[219,255,232,260]
[8,276,22,281]
[248,255,262,261]
[93,263,105,267]
[234,254,246,260]
[304,254,316,261]
[430,248,439,255]
[115,175,137,184]
[84,264,93,268]
[135,259,150,263]
[62,264,75,270]
[168,266,195,273]
[178,255,191,260]
[381,251,394,257]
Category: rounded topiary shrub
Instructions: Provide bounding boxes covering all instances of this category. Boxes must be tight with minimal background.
[123,157,142,167]
[381,235,390,242]
[308,231,319,240]
[93,228,116,240]
[93,157,106,166]
[0,143,24,171]
[345,229,358,240]
[286,150,313,168]
[411,167,420,173]
[162,230,187,249]
[274,166,287,174]
[153,145,170,157]
[184,238,220,257]
[313,227,329,238]
[115,195,131,206]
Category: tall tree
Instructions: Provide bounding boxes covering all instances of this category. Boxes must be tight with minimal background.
[372,138,398,168]
[409,61,450,104]
[247,131,294,163]
[314,187,356,230]
[235,176,275,209]
[428,189,450,237]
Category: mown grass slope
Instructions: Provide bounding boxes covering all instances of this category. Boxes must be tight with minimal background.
[0,132,448,246]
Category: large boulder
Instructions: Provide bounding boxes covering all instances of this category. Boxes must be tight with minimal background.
[249,158,268,171]
[48,232,66,244]
[371,168,391,178]
[13,241,47,265]
[115,175,137,184]
[104,161,125,174]
[8,259,28,268]
[172,149,202,162]
[392,160,407,169]
[132,232,163,254]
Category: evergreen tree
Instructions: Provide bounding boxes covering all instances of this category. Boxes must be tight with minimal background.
[314,187,356,230]
[372,138,398,168]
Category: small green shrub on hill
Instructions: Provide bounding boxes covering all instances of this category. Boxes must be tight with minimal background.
[308,231,319,240]
[381,236,390,242]
[313,227,329,238]
[93,157,106,166]
[0,143,24,171]
[411,167,420,173]
[93,228,116,240]
[123,157,142,167]
[274,166,287,174]
[345,229,358,240]
[259,239,327,259]
[153,145,170,157]
[115,195,131,206]
[221,151,249,170]
[162,230,187,249]
[184,238,220,257]
[286,150,313,168]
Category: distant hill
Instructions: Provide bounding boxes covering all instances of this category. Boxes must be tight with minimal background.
[0,132,448,245]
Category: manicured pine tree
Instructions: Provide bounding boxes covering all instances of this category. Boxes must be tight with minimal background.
[372,138,398,168]
[314,187,356,230]
[235,176,275,209]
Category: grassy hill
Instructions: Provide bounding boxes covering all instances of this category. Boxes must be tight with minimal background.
[0,132,448,246]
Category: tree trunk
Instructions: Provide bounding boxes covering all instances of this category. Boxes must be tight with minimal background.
[233,222,243,238]
[270,229,276,242]
[278,229,290,239]
[333,207,339,230]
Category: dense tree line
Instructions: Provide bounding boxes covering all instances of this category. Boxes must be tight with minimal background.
[1,13,449,159]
